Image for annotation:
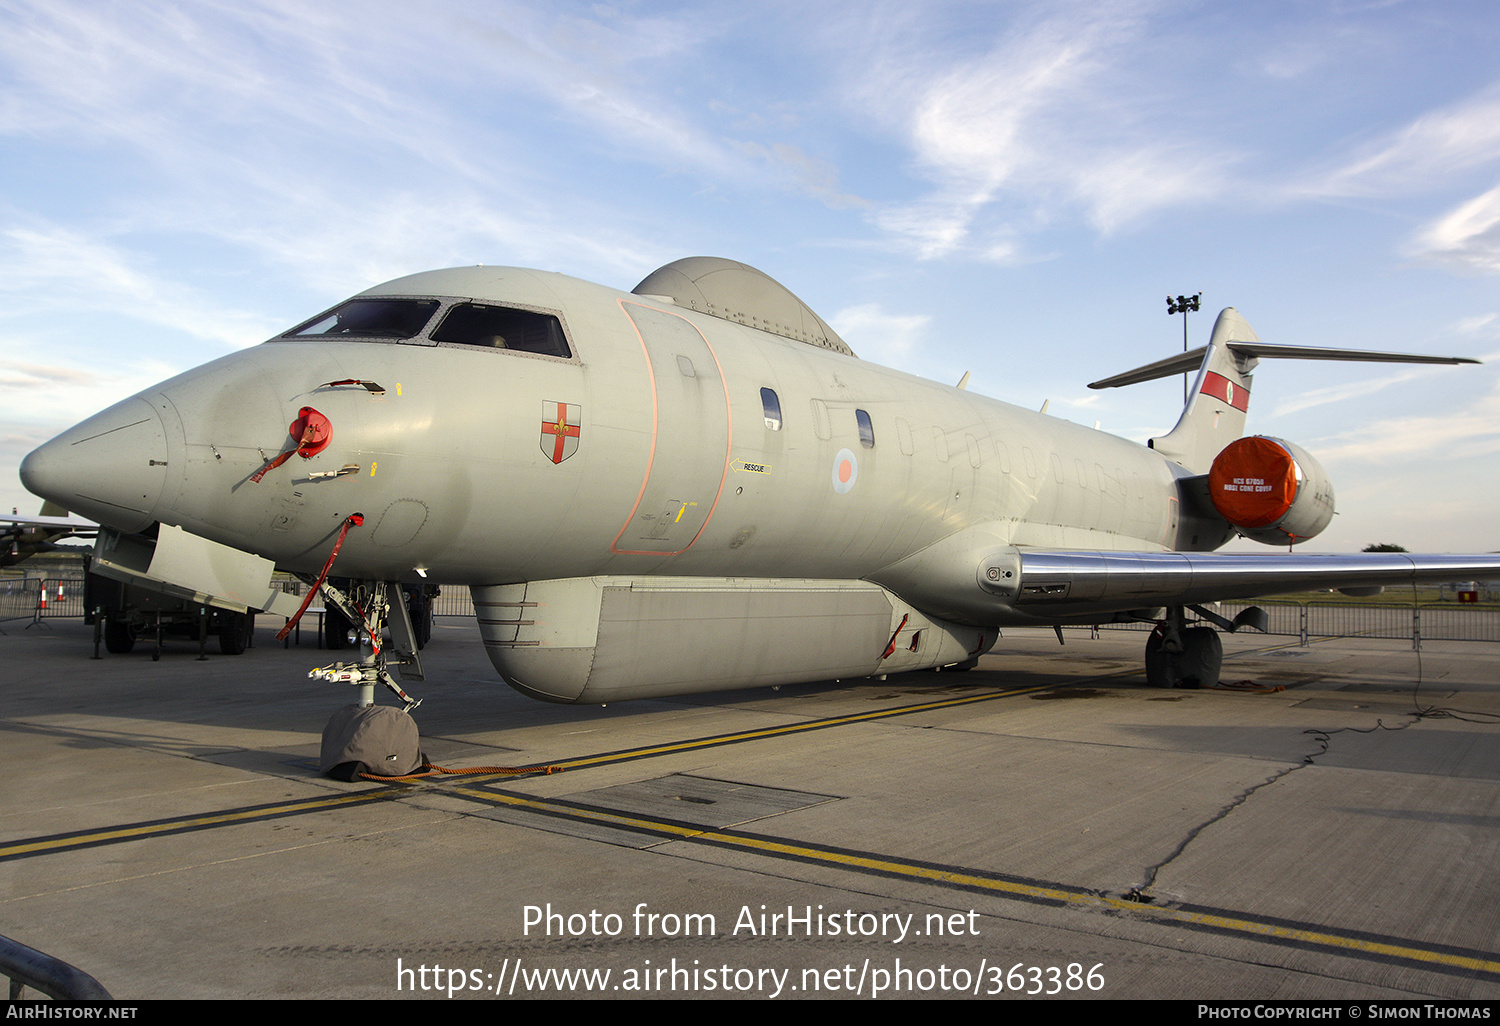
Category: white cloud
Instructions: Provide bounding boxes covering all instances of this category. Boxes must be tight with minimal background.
[0,224,277,348]
[1308,84,1500,198]
[844,4,1236,257]
[1410,183,1500,275]
[1308,380,1500,464]
[1269,354,1500,418]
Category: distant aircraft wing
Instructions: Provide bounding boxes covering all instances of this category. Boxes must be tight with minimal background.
[1,510,97,566]
[0,514,98,531]
[978,549,1500,621]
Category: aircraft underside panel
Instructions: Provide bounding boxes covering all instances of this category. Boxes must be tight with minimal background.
[473,577,986,703]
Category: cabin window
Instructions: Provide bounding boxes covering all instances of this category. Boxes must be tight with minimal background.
[432,304,572,358]
[856,409,875,448]
[287,299,440,340]
[760,388,782,430]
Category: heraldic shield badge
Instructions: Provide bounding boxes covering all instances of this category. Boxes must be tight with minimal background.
[540,400,581,464]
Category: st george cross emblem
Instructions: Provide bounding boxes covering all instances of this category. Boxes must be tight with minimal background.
[540,400,581,464]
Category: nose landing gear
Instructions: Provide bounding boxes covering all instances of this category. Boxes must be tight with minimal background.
[307,578,425,711]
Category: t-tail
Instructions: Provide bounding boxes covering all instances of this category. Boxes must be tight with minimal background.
[1090,308,1480,475]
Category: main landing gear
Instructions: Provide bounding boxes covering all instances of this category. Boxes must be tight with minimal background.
[1143,604,1268,689]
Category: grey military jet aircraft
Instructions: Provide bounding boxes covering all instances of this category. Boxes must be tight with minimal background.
[18,257,1500,707]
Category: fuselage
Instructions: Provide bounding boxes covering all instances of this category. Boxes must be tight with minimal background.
[22,265,1210,594]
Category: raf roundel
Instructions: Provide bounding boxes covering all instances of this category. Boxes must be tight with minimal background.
[831,447,858,494]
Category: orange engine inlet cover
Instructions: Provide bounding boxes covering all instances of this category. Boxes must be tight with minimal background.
[1208,436,1298,529]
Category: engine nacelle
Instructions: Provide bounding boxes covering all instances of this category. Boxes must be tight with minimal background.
[1208,436,1334,545]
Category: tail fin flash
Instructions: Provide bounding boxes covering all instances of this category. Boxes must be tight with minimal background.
[1089,309,1479,474]
[1149,308,1259,472]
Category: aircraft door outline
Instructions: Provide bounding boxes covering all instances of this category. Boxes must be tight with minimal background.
[611,302,732,555]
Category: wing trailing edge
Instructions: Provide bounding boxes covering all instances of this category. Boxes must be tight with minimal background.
[980,549,1500,622]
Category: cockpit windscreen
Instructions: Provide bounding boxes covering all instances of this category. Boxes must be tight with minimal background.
[287,299,440,340]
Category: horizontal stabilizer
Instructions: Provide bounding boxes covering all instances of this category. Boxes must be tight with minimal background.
[1089,341,1478,390]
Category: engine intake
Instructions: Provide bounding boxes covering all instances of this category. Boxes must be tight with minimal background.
[1208,436,1334,545]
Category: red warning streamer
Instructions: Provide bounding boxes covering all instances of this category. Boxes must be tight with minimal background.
[276,513,363,642]
[882,614,910,659]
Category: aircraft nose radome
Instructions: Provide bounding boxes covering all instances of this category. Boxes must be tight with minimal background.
[20,397,172,535]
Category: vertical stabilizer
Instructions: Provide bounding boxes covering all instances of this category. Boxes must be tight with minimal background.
[1148,308,1259,473]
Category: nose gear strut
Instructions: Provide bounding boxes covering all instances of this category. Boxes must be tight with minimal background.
[308,578,425,711]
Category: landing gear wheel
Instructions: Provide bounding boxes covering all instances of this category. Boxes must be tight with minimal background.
[218,611,254,655]
[1177,626,1222,689]
[1144,624,1222,688]
[104,618,135,654]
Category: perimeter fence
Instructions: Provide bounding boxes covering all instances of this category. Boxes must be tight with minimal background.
[1080,599,1500,646]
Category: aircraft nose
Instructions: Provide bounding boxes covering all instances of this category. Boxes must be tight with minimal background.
[20,396,173,534]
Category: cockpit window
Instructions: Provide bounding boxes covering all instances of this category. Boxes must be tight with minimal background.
[431,303,572,358]
[287,299,439,340]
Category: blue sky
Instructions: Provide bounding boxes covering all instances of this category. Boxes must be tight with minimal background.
[3,0,1498,551]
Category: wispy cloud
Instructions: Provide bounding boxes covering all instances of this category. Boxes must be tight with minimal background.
[1269,354,1500,417]
[1304,84,1500,198]
[1410,183,1500,275]
[838,3,1236,258]
[0,224,277,348]
[1309,380,1500,463]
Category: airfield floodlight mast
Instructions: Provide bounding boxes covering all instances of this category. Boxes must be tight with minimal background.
[1167,293,1201,402]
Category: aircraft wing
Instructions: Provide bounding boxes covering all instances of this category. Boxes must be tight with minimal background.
[1,510,97,567]
[1,514,98,531]
[979,549,1500,621]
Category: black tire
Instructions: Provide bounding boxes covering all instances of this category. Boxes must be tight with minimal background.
[104,618,135,654]
[1144,625,1222,688]
[218,611,254,655]
[1177,626,1223,689]
[1144,626,1173,688]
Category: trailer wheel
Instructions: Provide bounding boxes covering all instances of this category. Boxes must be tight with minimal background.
[218,611,255,655]
[104,619,135,654]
